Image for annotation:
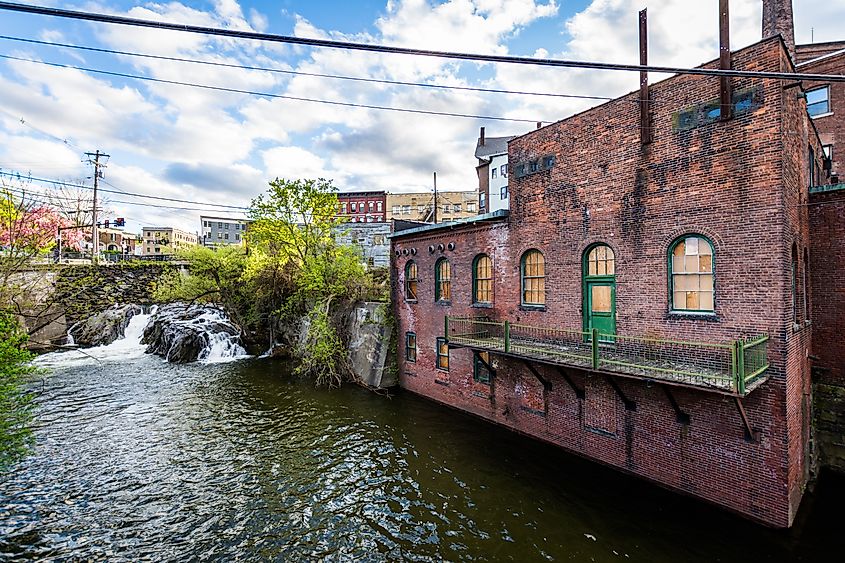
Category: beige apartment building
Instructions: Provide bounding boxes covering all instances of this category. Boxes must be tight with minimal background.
[386,191,479,223]
[141,227,198,256]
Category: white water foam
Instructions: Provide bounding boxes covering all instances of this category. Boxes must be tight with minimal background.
[36,311,154,368]
[194,309,249,364]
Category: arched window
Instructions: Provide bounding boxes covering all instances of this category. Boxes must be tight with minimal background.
[670,235,714,312]
[404,261,418,301]
[435,258,451,302]
[473,254,493,304]
[521,249,545,306]
[791,244,799,323]
[803,248,811,323]
[586,245,615,276]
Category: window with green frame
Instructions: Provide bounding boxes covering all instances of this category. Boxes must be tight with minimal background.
[405,332,416,362]
[670,235,714,312]
[404,261,418,301]
[435,258,451,302]
[436,337,449,371]
[473,351,491,384]
[473,254,493,304]
[521,249,545,306]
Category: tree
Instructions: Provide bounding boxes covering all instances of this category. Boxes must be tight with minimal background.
[0,309,35,470]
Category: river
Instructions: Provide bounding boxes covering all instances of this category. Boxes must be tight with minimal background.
[0,315,841,561]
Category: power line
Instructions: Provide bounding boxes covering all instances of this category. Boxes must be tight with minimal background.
[0,170,250,209]
[0,106,81,149]
[0,53,546,124]
[1,1,844,83]
[0,34,616,103]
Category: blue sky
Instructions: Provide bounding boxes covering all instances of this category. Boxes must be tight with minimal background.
[0,1,841,234]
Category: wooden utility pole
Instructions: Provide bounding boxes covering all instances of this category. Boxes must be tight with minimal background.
[85,150,109,263]
[719,0,733,121]
[639,9,652,145]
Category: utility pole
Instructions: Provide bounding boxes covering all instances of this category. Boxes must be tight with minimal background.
[85,150,109,264]
[433,172,438,224]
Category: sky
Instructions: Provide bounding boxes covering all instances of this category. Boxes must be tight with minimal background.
[0,0,842,234]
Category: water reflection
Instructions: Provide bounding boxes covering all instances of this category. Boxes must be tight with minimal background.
[0,353,841,561]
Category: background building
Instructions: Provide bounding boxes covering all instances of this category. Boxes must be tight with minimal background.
[97,227,138,255]
[142,227,198,256]
[333,222,391,268]
[386,191,478,223]
[475,128,516,214]
[200,216,249,247]
[337,191,387,222]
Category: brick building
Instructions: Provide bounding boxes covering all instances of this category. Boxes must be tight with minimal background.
[391,3,832,528]
[386,191,479,222]
[337,191,387,223]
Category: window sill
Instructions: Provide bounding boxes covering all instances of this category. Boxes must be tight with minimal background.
[472,302,493,309]
[519,304,546,312]
[434,378,450,386]
[405,358,416,364]
[810,111,833,120]
[666,311,719,321]
[404,299,418,304]
[435,300,452,307]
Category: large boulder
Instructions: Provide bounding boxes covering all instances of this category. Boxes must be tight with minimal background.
[68,304,142,347]
[141,303,246,363]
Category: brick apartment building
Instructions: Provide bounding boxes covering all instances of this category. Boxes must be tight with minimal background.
[337,191,387,222]
[391,1,835,528]
[386,191,479,222]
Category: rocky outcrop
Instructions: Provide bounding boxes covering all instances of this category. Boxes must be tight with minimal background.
[141,303,246,363]
[68,304,143,347]
[345,303,395,388]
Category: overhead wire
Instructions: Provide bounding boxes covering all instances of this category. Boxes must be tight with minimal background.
[0,34,617,103]
[0,170,250,210]
[0,53,547,124]
[1,2,844,82]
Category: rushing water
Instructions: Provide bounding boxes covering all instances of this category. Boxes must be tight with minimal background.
[1,327,842,561]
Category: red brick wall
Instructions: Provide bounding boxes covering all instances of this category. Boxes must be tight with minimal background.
[798,51,845,177]
[392,37,813,528]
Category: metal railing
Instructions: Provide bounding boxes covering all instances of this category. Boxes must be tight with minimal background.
[446,316,769,395]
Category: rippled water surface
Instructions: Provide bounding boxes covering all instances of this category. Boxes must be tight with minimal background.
[1,344,842,561]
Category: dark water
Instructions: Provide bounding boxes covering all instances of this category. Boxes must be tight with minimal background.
[1,350,841,561]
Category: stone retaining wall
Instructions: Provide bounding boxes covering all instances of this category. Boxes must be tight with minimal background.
[814,383,845,474]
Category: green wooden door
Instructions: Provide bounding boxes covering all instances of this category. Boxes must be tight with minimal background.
[583,245,616,342]
[585,281,615,341]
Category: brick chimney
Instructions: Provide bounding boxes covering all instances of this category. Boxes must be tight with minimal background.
[479,126,486,146]
[762,0,795,61]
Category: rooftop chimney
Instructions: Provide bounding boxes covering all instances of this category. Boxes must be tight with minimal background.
[762,0,795,61]
[479,126,486,146]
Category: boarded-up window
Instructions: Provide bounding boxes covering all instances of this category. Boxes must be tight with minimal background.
[671,236,714,312]
[404,261,418,301]
[587,245,615,276]
[585,377,618,435]
[405,332,416,362]
[435,258,451,302]
[473,254,493,304]
[521,250,545,305]
[436,337,449,371]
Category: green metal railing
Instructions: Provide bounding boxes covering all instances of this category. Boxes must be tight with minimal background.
[446,316,769,395]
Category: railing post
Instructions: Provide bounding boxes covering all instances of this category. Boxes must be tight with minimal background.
[731,340,738,393]
[591,328,599,369]
[504,320,510,353]
[735,339,746,395]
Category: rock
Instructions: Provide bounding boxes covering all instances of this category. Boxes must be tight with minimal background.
[68,304,143,347]
[141,303,246,363]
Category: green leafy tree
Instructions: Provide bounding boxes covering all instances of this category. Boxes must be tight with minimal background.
[0,310,35,470]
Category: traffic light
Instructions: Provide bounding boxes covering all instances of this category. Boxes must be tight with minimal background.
[114,217,125,227]
[104,219,110,228]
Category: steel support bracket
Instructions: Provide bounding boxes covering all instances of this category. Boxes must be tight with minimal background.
[604,374,636,411]
[555,367,585,399]
[523,360,552,391]
[734,397,758,442]
[659,384,690,424]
